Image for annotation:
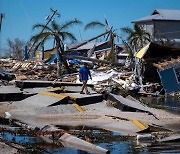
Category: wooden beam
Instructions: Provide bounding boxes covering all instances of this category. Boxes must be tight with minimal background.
[63,55,124,66]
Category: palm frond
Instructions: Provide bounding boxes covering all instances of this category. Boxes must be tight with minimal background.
[60,19,82,31]
[60,31,77,41]
[32,23,53,32]
[51,21,60,32]
[40,33,52,46]
[30,32,52,42]
[105,33,110,41]
[33,42,42,53]
[134,24,142,35]
[84,21,105,31]
[33,33,52,53]
[121,27,134,35]
[121,38,134,58]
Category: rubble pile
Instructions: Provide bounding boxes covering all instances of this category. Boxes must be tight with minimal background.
[0,57,177,96]
[0,59,59,81]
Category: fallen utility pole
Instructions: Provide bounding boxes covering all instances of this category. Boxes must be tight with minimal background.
[63,55,124,66]
[27,9,59,55]
[0,13,5,32]
[67,31,110,51]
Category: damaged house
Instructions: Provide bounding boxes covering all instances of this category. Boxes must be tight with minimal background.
[67,41,112,59]
[133,9,180,48]
[66,41,124,62]
[134,42,180,93]
[153,57,180,94]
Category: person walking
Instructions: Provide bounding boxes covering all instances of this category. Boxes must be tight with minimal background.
[79,62,92,94]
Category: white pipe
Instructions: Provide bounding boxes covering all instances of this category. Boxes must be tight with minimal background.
[59,133,110,153]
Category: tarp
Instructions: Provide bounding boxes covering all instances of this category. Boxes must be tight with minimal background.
[134,43,151,59]
[47,55,57,64]
[69,59,82,64]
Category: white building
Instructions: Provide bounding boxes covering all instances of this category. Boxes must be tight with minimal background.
[132,9,180,47]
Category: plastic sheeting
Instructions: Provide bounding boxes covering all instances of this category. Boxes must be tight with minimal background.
[134,43,150,59]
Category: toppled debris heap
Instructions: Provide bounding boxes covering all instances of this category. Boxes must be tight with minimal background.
[0,58,77,82]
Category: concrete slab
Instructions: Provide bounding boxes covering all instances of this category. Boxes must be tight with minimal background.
[0,86,23,101]
[99,119,141,135]
[84,102,148,133]
[63,93,103,105]
[10,104,79,116]
[16,80,53,88]
[64,86,96,94]
[13,93,68,110]
[108,93,151,113]
[23,87,57,95]
[158,134,180,142]
[84,101,121,114]
[15,80,93,89]
[8,101,151,134]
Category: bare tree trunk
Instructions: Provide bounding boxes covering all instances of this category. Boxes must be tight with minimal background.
[56,37,70,77]
[56,47,61,77]
[59,43,70,74]
[107,30,115,62]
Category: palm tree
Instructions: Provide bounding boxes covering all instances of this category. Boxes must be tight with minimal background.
[121,25,152,85]
[30,19,82,77]
[121,24,151,53]
[84,20,107,31]
[84,20,117,62]
[120,38,134,60]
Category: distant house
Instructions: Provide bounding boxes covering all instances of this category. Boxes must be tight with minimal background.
[132,9,180,47]
[116,44,129,64]
[67,41,111,55]
[67,41,124,62]
[153,57,180,94]
[66,41,111,60]
[36,48,56,61]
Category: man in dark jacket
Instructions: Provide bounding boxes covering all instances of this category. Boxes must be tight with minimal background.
[79,62,92,94]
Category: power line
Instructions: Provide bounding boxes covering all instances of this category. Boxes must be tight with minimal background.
[27,9,60,55]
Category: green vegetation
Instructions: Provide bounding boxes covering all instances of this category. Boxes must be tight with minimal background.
[121,24,151,53]
[31,18,82,76]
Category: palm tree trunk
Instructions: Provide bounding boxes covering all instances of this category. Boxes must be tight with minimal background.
[56,47,62,77]
[107,30,115,62]
[56,37,63,77]
[59,43,70,74]
[56,36,70,77]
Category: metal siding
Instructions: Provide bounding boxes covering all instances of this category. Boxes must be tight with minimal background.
[154,21,180,39]
[157,9,180,20]
[159,68,180,93]
[137,22,154,35]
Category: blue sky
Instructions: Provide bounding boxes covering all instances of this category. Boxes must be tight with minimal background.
[1,0,180,51]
